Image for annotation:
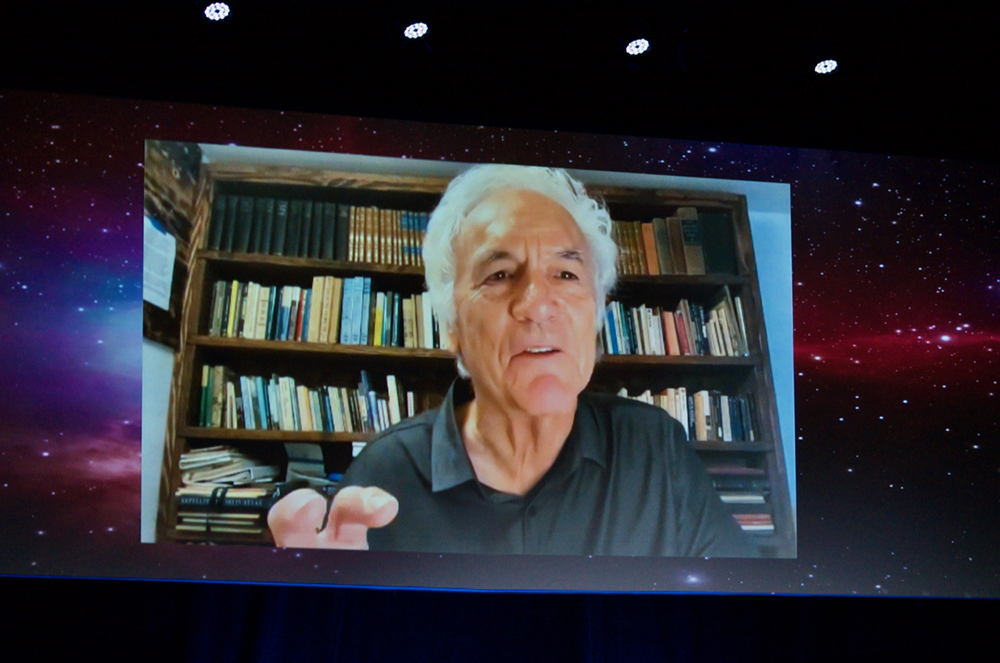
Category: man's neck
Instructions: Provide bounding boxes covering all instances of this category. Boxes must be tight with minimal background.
[456,394,576,497]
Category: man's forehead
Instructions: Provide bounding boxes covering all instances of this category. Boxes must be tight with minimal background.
[461,189,584,245]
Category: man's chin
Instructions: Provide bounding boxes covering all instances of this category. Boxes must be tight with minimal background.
[511,375,580,416]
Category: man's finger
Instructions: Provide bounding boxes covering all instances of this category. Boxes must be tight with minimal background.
[267,488,328,548]
[320,486,399,548]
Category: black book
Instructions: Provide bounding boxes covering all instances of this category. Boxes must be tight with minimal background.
[208,193,227,250]
[266,286,281,340]
[258,198,275,255]
[235,283,248,338]
[320,203,337,260]
[299,201,313,258]
[622,304,638,354]
[335,204,351,261]
[309,202,324,259]
[234,196,255,253]
[701,211,738,275]
[686,396,696,442]
[222,195,239,252]
[219,281,232,338]
[286,200,303,256]
[272,200,289,255]
[250,197,267,253]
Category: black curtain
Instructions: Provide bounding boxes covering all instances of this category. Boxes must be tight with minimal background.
[4,577,996,662]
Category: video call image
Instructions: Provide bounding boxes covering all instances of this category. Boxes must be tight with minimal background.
[1,89,998,594]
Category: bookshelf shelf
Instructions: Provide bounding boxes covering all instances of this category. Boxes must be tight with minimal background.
[191,335,455,362]
[151,160,795,558]
[181,427,371,443]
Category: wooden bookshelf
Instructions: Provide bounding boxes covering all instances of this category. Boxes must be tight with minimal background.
[151,160,795,558]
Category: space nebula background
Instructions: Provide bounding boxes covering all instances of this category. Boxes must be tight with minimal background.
[0,89,997,595]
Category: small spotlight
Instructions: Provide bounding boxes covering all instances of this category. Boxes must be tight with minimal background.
[404,22,429,39]
[204,3,230,21]
[814,59,838,74]
[626,38,649,56]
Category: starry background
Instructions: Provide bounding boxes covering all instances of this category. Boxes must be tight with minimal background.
[0,89,997,596]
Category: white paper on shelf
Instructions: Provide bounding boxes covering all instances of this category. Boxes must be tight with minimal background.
[143,215,175,310]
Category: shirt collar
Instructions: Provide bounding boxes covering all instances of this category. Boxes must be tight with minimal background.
[429,381,608,493]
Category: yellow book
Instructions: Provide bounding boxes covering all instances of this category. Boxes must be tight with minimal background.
[307,276,324,342]
[328,277,344,343]
[226,281,240,338]
[403,296,416,348]
[373,292,385,347]
[319,275,334,344]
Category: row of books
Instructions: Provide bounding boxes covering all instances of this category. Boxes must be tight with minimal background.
[618,387,759,443]
[603,288,748,357]
[611,207,737,276]
[208,276,443,349]
[208,193,429,266]
[199,367,420,435]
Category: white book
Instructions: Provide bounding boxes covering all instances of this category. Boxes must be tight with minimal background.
[255,286,272,340]
[310,389,324,433]
[242,283,258,339]
[406,391,415,418]
[378,399,390,431]
[386,375,401,425]
[352,441,367,458]
[327,387,344,432]
[721,395,732,442]
[267,381,281,430]
[296,385,313,432]
[278,377,295,431]
[340,387,354,432]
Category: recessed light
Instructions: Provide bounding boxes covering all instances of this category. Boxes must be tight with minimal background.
[204,3,230,21]
[404,22,429,39]
[814,59,838,74]
[626,39,649,56]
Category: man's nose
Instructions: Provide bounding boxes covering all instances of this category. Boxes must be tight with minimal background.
[510,271,555,323]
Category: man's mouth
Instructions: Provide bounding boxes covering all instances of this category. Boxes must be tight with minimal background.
[520,347,559,355]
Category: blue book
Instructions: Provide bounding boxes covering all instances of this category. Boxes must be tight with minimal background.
[301,289,311,342]
[288,377,301,431]
[350,277,364,345]
[359,277,372,345]
[321,390,334,432]
[340,277,355,344]
[605,306,618,355]
[255,376,269,429]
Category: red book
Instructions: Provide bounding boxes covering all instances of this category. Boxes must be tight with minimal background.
[295,289,307,341]
[674,308,691,355]
[662,311,681,356]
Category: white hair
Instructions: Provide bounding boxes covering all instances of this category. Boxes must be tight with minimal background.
[423,164,618,376]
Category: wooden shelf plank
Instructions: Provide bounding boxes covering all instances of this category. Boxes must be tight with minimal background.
[616,274,750,286]
[199,250,425,276]
[597,355,757,367]
[190,335,456,361]
[691,441,773,452]
[180,427,370,443]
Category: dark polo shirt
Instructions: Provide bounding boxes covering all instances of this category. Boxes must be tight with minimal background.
[340,380,757,557]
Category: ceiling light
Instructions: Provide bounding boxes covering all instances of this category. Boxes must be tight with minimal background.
[626,39,649,56]
[814,59,838,74]
[404,22,429,39]
[204,3,230,21]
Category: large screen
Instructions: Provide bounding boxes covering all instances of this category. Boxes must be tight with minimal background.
[1,88,997,594]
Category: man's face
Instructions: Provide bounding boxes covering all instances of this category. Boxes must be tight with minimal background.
[450,189,598,416]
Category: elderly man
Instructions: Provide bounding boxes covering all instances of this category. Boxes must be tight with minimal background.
[268,164,756,557]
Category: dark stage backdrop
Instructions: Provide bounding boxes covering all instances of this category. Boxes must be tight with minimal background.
[4,577,998,662]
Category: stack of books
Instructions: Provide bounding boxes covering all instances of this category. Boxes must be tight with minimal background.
[173,446,282,535]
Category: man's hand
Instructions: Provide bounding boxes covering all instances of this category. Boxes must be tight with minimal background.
[267,486,399,549]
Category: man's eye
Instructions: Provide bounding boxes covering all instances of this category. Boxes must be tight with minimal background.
[486,271,510,283]
[558,271,579,280]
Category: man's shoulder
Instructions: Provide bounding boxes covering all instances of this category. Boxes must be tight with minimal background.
[344,407,437,482]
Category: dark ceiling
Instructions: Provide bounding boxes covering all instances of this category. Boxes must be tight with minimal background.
[2,1,998,161]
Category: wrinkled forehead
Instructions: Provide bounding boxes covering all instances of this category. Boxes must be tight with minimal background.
[459,188,584,245]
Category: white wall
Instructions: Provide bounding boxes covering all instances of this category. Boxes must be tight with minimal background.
[141,338,174,543]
